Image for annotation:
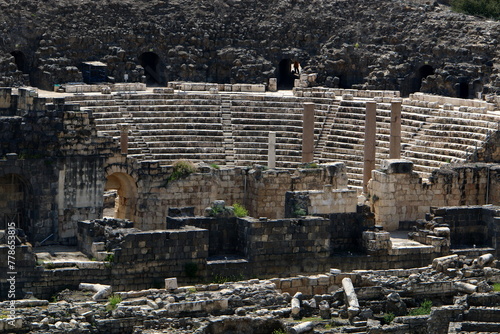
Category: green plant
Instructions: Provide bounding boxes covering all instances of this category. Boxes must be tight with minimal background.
[209,206,222,216]
[451,0,500,20]
[383,312,395,324]
[185,262,199,278]
[210,163,220,169]
[49,295,59,303]
[104,253,114,262]
[211,273,244,284]
[45,262,56,269]
[303,162,319,168]
[409,299,432,316]
[187,287,197,294]
[272,330,286,334]
[167,160,197,183]
[493,283,500,291]
[106,294,122,311]
[294,208,307,217]
[232,203,248,217]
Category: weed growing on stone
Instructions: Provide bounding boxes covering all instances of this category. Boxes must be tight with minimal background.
[232,203,248,217]
[167,160,197,183]
[409,299,432,316]
[383,312,395,324]
[104,253,114,262]
[272,330,286,334]
[106,295,122,311]
[210,163,220,169]
[493,283,500,291]
[211,273,244,284]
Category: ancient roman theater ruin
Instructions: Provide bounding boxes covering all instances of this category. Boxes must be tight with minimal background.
[2,0,500,333]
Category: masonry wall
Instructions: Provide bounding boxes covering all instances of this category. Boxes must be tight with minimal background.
[431,206,500,255]
[133,162,348,230]
[368,160,500,230]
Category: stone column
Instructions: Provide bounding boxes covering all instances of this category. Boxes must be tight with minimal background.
[268,131,276,168]
[390,100,402,159]
[118,124,130,155]
[302,102,315,163]
[363,101,377,193]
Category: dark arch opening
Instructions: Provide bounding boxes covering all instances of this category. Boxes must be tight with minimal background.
[139,52,161,86]
[418,65,434,80]
[0,174,33,241]
[277,59,296,90]
[10,51,28,73]
[459,82,469,99]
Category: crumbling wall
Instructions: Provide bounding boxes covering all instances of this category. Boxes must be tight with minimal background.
[133,163,348,230]
[368,160,500,230]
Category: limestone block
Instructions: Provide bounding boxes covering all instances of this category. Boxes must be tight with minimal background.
[165,278,178,290]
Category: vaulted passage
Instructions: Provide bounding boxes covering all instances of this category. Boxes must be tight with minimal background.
[277,59,296,90]
[0,173,33,241]
[104,172,137,220]
[10,50,28,73]
[139,52,161,86]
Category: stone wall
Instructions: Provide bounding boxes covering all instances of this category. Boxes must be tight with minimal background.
[0,88,115,243]
[368,160,500,230]
[431,206,500,255]
[131,162,348,230]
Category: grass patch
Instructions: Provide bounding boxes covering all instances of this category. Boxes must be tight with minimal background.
[409,299,432,316]
[104,253,114,262]
[106,294,122,311]
[210,163,220,169]
[211,273,244,284]
[493,283,500,291]
[232,203,248,217]
[272,330,286,334]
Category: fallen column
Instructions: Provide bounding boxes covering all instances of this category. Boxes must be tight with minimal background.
[342,277,360,318]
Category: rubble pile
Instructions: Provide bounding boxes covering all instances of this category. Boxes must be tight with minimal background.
[3,253,500,334]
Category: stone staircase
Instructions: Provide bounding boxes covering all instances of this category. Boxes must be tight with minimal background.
[449,293,500,333]
[66,90,500,185]
[220,94,235,165]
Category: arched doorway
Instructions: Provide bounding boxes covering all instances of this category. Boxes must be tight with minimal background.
[10,51,28,73]
[138,52,161,86]
[0,174,33,240]
[459,82,469,99]
[104,172,137,220]
[408,65,434,94]
[277,59,296,90]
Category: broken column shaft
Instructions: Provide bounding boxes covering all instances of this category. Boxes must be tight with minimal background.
[363,101,377,193]
[302,102,315,163]
[390,100,402,159]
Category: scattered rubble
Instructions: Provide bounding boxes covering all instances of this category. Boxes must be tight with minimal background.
[3,252,500,333]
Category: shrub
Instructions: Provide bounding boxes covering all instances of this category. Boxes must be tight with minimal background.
[451,0,500,20]
[409,299,433,316]
[104,253,114,262]
[167,160,197,183]
[232,203,248,217]
[383,312,395,324]
[184,262,198,278]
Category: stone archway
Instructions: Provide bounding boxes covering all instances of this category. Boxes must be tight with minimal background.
[277,59,296,90]
[459,82,469,99]
[10,50,28,73]
[104,172,138,220]
[138,52,161,86]
[0,173,33,240]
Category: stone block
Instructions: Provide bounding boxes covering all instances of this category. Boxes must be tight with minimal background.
[165,278,178,290]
